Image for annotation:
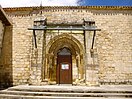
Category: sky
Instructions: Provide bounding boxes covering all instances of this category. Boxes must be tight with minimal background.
[0,0,132,7]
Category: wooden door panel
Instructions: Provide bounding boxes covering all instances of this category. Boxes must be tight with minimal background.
[60,63,71,84]
[57,55,72,84]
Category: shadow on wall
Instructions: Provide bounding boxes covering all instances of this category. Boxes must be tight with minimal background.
[0,26,13,89]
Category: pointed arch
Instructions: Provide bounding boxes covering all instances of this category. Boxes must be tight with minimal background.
[46,33,84,55]
[44,33,85,82]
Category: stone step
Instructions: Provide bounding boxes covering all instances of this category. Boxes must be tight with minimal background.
[0,90,132,98]
[0,94,132,99]
[7,85,132,93]
[0,85,132,99]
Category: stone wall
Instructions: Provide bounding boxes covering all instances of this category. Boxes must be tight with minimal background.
[4,6,132,85]
[95,10,132,84]
[10,15,33,85]
[0,20,4,55]
[0,24,13,88]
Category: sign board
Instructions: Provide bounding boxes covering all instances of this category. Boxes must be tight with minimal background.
[61,64,69,70]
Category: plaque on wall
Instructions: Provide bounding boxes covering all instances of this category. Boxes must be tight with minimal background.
[61,64,69,70]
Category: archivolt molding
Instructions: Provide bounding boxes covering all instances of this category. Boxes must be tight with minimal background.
[46,33,84,56]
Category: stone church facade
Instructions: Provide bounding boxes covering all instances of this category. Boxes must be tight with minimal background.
[0,6,132,88]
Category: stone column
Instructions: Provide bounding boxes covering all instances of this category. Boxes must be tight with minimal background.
[75,54,79,79]
[80,54,84,79]
[44,55,48,80]
[84,30,89,83]
[42,30,47,81]
[86,31,99,86]
[46,53,54,81]
[76,54,81,79]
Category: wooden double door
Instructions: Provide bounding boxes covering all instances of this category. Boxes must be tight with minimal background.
[56,48,72,84]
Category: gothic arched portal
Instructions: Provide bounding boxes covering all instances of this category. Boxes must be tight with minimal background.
[57,47,72,84]
[44,33,84,84]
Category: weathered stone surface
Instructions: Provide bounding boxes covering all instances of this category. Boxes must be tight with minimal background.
[0,6,131,86]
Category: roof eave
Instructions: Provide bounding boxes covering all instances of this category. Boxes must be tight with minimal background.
[0,5,12,26]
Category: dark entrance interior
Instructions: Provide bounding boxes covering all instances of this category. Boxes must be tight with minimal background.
[56,48,72,84]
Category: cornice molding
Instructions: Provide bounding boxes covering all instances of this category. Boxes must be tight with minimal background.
[3,6,132,12]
